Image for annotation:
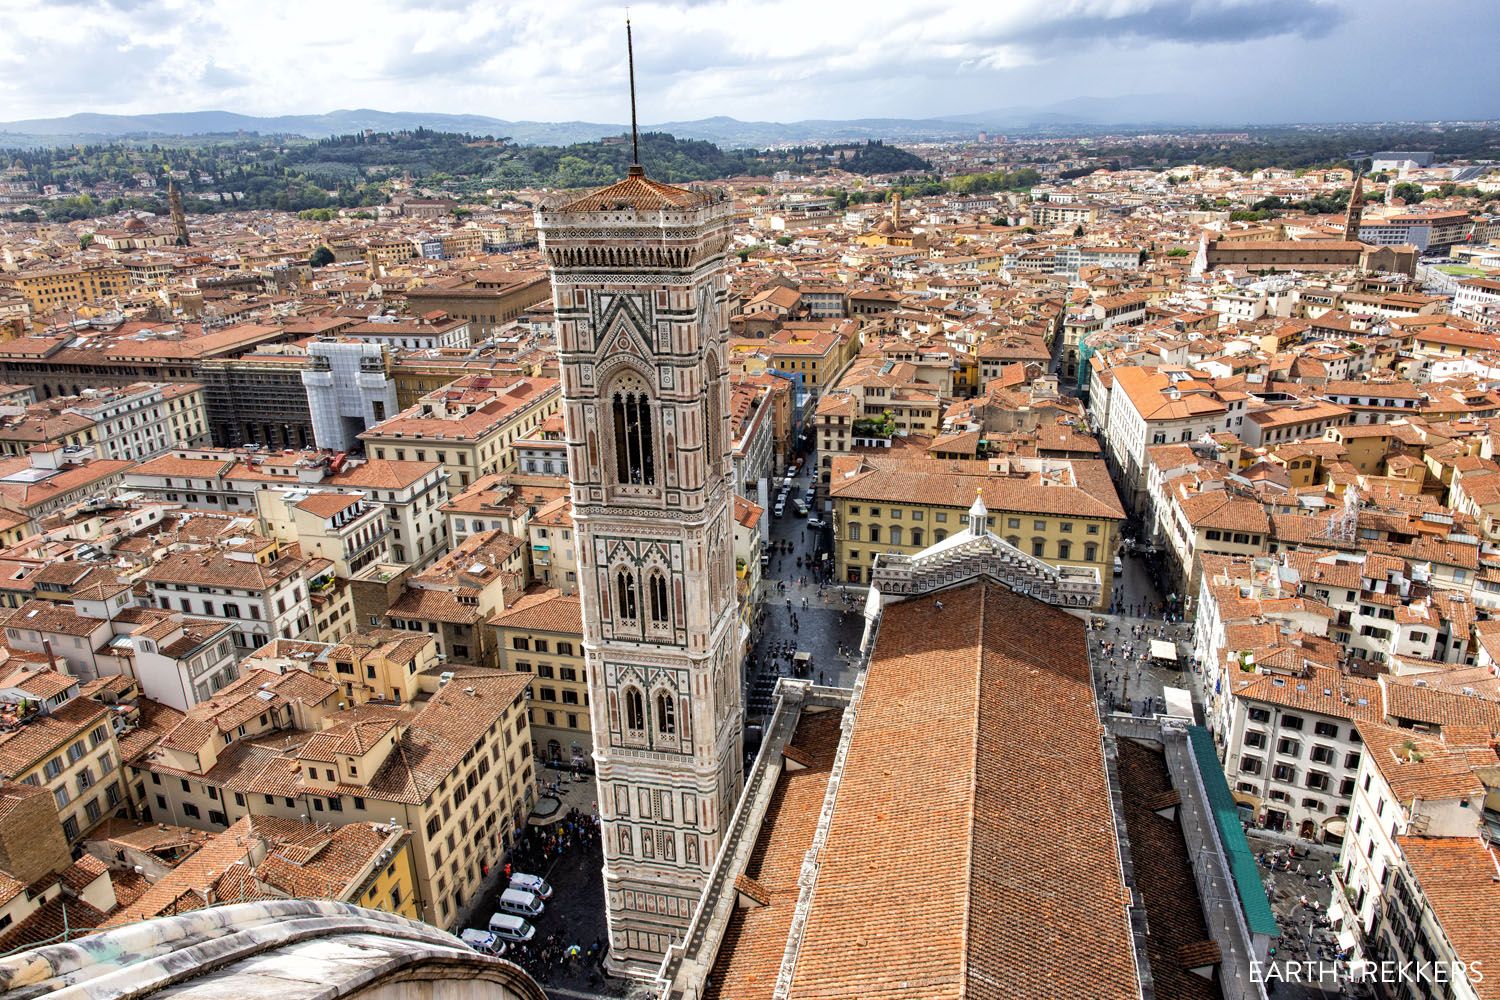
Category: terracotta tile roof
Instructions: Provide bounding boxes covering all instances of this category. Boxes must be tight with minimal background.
[788,581,1139,999]
[0,895,108,953]
[829,453,1126,521]
[1116,739,1222,1000]
[703,710,842,1000]
[556,169,710,213]
[1396,836,1500,1000]
[0,697,109,777]
[490,587,582,635]
[1356,722,1496,802]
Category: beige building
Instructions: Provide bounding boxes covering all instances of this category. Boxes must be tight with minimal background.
[129,666,535,929]
[828,453,1125,607]
[354,528,527,668]
[361,375,561,490]
[492,588,590,763]
[0,680,126,844]
[256,488,391,580]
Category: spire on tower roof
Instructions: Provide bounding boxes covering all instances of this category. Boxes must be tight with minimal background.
[626,15,641,177]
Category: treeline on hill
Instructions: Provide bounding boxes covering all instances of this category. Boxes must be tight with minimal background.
[3,131,936,221]
[1070,125,1500,173]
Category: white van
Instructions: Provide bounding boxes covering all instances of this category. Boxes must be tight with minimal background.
[487,912,536,942]
[508,872,554,900]
[460,928,505,955]
[498,887,544,918]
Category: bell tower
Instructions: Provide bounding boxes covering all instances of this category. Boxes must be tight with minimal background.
[534,30,742,976]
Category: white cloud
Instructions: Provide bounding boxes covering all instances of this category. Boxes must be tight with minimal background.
[0,0,1491,124]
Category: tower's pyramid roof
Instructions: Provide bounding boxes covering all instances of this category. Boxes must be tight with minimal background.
[557,165,709,213]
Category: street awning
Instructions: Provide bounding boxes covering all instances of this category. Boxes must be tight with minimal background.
[1231,790,1261,810]
[1150,639,1178,661]
[1323,818,1348,838]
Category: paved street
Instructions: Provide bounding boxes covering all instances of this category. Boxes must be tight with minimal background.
[462,769,632,999]
[1245,832,1362,1000]
[745,459,864,724]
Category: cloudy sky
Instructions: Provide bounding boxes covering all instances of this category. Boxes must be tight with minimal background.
[0,0,1495,125]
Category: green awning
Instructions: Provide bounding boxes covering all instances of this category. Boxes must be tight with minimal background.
[1188,725,1280,939]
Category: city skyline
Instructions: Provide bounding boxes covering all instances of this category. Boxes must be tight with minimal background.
[1,0,1497,127]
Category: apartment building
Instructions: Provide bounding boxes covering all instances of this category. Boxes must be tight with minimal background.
[143,536,318,657]
[321,629,434,706]
[440,472,569,548]
[342,316,471,351]
[101,814,423,926]
[0,683,126,844]
[1103,366,1245,512]
[3,264,128,311]
[1223,666,1377,840]
[129,667,535,929]
[361,375,561,490]
[255,487,391,579]
[403,269,551,338]
[2,585,240,709]
[492,587,590,763]
[1330,710,1500,989]
[354,529,527,668]
[125,452,449,568]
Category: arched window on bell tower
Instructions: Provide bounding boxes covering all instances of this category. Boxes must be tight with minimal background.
[703,352,723,476]
[623,686,645,732]
[608,372,656,486]
[655,690,677,737]
[648,571,669,626]
[615,568,638,622]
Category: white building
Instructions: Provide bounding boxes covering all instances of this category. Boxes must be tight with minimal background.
[1104,366,1242,512]
[302,340,399,451]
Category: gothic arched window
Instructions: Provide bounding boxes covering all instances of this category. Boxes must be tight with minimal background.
[624,687,645,731]
[615,568,638,621]
[704,353,723,472]
[609,373,656,486]
[648,572,669,626]
[656,691,677,737]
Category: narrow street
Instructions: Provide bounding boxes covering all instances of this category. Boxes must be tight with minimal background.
[743,458,864,731]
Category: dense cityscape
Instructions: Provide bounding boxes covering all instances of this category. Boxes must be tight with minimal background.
[1,6,1499,1000]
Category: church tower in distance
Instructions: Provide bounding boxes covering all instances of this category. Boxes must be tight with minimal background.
[535,164,744,975]
[167,179,190,247]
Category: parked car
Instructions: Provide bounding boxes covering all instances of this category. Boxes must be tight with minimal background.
[773,502,786,518]
[1113,556,1124,576]
[807,518,826,530]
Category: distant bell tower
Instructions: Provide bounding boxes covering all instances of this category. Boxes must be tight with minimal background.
[1344,166,1365,244]
[167,179,190,247]
[534,20,743,978]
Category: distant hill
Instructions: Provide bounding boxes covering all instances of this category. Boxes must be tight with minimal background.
[0,100,1260,149]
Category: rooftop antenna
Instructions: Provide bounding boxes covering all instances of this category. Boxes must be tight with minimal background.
[626,13,642,175]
